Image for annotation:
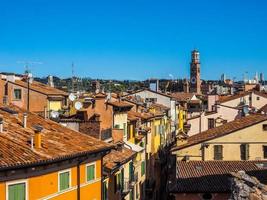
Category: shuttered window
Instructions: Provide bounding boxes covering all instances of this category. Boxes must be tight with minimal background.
[263,146,267,159]
[129,161,134,182]
[87,164,95,182]
[8,182,26,200]
[240,144,249,160]
[59,171,70,191]
[141,161,145,176]
[103,181,108,200]
[214,145,223,160]
[123,123,127,136]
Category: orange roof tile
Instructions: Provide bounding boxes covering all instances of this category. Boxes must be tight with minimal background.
[10,80,68,96]
[103,146,136,172]
[172,114,267,151]
[0,104,113,169]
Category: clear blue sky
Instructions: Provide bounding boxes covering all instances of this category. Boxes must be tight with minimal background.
[0,0,266,80]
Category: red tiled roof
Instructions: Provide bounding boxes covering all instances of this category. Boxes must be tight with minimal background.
[149,103,170,111]
[103,146,136,172]
[10,80,68,96]
[218,90,267,104]
[0,104,113,169]
[172,114,267,151]
[170,160,267,193]
[107,101,133,108]
[171,92,195,102]
[259,104,267,113]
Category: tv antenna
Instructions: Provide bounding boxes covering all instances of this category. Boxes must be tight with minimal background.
[17,61,43,73]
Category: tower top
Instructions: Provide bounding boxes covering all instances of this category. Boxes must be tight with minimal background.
[191,49,200,63]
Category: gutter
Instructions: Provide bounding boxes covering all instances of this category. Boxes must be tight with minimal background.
[0,145,114,171]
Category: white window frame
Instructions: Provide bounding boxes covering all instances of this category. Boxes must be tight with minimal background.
[6,179,28,200]
[58,169,71,192]
[85,162,96,183]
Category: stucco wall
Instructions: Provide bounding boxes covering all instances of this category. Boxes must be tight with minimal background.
[175,120,267,161]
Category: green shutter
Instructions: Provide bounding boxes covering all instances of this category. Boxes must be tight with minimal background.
[141,161,145,176]
[60,171,70,191]
[87,165,95,181]
[8,183,26,200]
[123,123,127,136]
[129,162,134,182]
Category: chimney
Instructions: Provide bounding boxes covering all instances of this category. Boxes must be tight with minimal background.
[23,113,27,128]
[0,117,3,133]
[34,126,43,149]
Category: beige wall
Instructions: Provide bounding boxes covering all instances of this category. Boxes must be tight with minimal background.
[187,106,240,136]
[175,120,267,161]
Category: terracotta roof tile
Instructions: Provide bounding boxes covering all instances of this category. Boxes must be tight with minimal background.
[171,92,195,102]
[170,160,267,193]
[107,101,133,108]
[172,114,267,151]
[103,146,136,171]
[11,80,68,96]
[0,104,113,169]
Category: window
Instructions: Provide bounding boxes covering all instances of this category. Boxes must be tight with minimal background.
[123,123,127,136]
[263,146,267,159]
[263,124,267,131]
[114,124,120,129]
[86,163,96,182]
[208,118,215,129]
[130,189,134,200]
[214,145,223,160]
[114,170,123,193]
[59,170,71,191]
[7,181,26,200]
[129,161,134,182]
[141,161,145,176]
[13,89,22,100]
[103,181,108,200]
[240,143,249,160]
[257,96,260,100]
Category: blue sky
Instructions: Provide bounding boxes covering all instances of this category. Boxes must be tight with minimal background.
[0,0,266,80]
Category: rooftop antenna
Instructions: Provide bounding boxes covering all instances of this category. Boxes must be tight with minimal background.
[71,62,75,92]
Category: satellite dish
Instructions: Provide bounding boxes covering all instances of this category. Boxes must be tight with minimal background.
[51,110,59,118]
[69,93,76,101]
[74,101,83,110]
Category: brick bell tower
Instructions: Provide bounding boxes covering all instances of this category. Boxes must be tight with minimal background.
[190,49,201,94]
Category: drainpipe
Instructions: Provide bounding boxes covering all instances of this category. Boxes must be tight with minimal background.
[77,160,81,200]
[27,77,30,112]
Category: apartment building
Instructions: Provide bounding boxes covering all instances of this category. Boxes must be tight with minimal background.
[0,73,68,115]
[172,114,267,161]
[0,104,113,200]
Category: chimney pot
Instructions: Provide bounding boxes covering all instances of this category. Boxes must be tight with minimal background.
[34,126,43,149]
[0,118,3,133]
[23,113,27,128]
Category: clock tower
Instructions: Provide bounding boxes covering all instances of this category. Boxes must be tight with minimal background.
[190,49,201,94]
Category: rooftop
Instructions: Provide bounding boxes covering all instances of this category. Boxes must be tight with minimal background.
[103,145,136,172]
[172,114,267,151]
[0,104,113,170]
[9,80,68,96]
[169,160,267,193]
